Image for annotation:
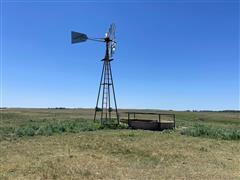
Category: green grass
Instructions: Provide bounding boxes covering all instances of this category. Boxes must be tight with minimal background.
[1,108,240,140]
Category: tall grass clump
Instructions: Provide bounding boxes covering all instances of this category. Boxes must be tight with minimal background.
[181,123,240,140]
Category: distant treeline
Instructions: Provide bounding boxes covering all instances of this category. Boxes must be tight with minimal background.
[186,110,240,113]
[48,107,67,109]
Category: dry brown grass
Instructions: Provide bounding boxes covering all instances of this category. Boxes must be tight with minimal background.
[1,130,240,179]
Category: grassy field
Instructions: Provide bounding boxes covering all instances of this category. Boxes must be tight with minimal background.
[0,108,240,179]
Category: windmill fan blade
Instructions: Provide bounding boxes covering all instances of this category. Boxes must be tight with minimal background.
[71,31,88,44]
[108,23,116,41]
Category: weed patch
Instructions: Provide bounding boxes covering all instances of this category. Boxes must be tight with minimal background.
[0,120,123,139]
[181,123,240,140]
[0,118,130,140]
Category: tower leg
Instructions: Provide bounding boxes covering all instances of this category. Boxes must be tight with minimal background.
[107,62,111,120]
[109,63,119,124]
[100,61,107,125]
[94,61,105,122]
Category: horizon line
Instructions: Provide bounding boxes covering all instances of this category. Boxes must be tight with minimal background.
[1,107,239,112]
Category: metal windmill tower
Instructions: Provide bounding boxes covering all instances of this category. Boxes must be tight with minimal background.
[71,24,119,125]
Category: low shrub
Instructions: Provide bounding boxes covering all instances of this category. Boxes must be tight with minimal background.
[181,123,240,140]
[0,119,127,138]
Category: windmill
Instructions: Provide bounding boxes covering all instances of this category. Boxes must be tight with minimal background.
[71,23,119,125]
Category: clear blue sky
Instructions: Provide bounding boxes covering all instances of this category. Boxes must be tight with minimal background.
[1,0,239,110]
